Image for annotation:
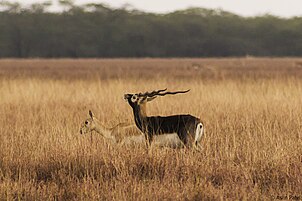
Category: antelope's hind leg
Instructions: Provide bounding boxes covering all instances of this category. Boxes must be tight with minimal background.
[177,129,189,147]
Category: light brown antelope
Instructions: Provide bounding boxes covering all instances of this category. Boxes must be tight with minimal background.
[124,89,204,149]
[80,110,184,148]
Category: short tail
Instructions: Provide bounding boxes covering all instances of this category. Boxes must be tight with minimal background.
[194,122,204,146]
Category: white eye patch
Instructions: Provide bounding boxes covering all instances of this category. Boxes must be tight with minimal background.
[131,94,138,102]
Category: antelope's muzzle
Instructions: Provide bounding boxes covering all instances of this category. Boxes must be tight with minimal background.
[124,94,132,100]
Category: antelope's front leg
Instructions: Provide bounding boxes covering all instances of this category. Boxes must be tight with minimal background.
[144,133,153,148]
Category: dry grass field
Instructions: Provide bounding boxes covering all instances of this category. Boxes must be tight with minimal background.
[1,58,302,200]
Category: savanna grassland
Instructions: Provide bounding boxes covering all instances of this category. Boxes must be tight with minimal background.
[1,58,302,200]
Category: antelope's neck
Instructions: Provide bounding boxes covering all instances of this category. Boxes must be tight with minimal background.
[94,119,116,142]
[140,103,147,117]
[133,104,148,131]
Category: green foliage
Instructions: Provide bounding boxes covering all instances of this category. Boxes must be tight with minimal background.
[0,1,301,57]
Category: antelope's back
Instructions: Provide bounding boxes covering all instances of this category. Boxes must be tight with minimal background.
[147,114,200,134]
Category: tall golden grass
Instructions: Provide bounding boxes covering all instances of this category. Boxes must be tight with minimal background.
[1,58,302,200]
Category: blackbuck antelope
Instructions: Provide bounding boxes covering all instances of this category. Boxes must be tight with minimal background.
[80,110,184,148]
[124,89,204,149]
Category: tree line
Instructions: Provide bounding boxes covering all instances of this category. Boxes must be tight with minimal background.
[0,0,302,58]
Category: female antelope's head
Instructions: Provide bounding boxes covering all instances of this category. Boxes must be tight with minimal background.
[80,110,96,135]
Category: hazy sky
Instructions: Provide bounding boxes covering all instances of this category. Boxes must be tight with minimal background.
[14,0,302,17]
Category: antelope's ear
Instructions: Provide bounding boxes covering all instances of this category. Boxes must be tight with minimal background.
[138,96,147,104]
[147,96,157,102]
[89,110,94,119]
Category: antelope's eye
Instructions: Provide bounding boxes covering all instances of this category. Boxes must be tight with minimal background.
[131,95,138,102]
[85,121,88,125]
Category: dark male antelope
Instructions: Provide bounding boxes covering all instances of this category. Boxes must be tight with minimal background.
[124,89,204,148]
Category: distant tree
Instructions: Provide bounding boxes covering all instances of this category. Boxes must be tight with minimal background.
[0,1,301,57]
[30,1,52,13]
[0,1,22,13]
[58,0,74,10]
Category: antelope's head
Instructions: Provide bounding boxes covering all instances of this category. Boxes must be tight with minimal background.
[80,110,97,135]
[124,88,190,109]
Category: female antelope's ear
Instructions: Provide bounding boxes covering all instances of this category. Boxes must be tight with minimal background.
[89,110,94,119]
